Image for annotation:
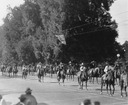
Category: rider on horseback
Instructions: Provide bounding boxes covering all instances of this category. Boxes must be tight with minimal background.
[80,63,86,78]
[103,62,109,80]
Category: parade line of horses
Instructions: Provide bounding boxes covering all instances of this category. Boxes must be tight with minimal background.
[0,61,128,97]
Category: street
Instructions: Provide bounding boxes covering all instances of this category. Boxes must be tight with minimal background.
[0,73,128,105]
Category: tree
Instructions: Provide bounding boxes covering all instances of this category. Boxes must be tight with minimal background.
[37,0,65,63]
[60,0,118,63]
[123,41,128,62]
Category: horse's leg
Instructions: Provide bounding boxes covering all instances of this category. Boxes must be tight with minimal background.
[73,74,74,81]
[124,86,127,97]
[38,75,41,82]
[106,81,109,95]
[89,76,92,83]
[78,78,81,89]
[121,86,123,97]
[96,77,99,84]
[57,77,60,85]
[92,77,94,84]
[42,75,44,82]
[66,74,68,80]
[85,80,88,90]
[22,73,23,79]
[112,83,115,95]
[81,82,83,89]
[62,79,65,86]
[109,84,112,96]
[100,79,104,94]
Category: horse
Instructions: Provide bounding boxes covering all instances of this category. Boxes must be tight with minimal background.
[0,65,6,75]
[57,70,66,85]
[66,64,76,81]
[88,67,100,84]
[120,71,128,97]
[22,66,28,79]
[77,71,88,90]
[12,65,18,77]
[6,66,13,77]
[100,69,115,96]
[37,66,45,82]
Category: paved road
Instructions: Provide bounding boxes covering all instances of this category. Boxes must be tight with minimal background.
[0,72,128,105]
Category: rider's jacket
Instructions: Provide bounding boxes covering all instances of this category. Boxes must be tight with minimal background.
[104,65,109,74]
[80,66,86,72]
[59,64,63,71]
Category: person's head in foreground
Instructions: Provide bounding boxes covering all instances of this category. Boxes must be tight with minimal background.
[94,101,100,105]
[25,88,32,95]
[79,99,91,105]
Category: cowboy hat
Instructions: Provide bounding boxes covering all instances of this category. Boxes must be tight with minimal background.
[25,88,32,93]
[81,63,84,66]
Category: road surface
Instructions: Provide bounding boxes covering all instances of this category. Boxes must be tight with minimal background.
[0,72,128,105]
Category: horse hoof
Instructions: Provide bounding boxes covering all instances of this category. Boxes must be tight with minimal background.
[110,94,113,97]
[121,95,123,98]
[100,92,102,95]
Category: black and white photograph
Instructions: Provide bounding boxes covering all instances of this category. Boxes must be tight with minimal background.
[0,0,128,105]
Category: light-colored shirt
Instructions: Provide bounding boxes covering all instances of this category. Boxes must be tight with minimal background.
[104,66,109,73]
[80,66,86,71]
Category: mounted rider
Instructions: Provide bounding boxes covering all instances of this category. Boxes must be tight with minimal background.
[58,62,64,71]
[22,64,27,72]
[36,62,42,74]
[102,62,110,80]
[57,62,63,76]
[67,61,72,73]
[80,63,87,78]
[90,61,96,69]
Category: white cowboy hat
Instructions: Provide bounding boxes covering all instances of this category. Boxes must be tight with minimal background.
[81,63,84,66]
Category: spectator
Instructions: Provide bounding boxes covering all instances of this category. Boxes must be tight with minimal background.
[0,95,7,105]
[17,88,37,105]
[94,101,100,105]
[79,99,101,105]
[16,94,26,105]
[79,99,91,105]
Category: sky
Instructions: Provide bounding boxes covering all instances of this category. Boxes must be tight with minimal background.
[0,0,128,44]
[110,0,128,44]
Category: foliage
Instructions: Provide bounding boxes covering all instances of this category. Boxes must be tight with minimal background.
[60,0,119,63]
[0,0,123,65]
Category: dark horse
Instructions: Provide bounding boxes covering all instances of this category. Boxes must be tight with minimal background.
[88,67,100,84]
[100,69,115,96]
[77,71,88,90]
[12,65,18,77]
[37,66,45,82]
[6,66,13,77]
[1,65,6,75]
[22,66,28,79]
[57,70,66,85]
[114,66,121,85]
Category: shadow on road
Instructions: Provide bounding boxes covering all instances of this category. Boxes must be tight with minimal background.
[38,103,49,105]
